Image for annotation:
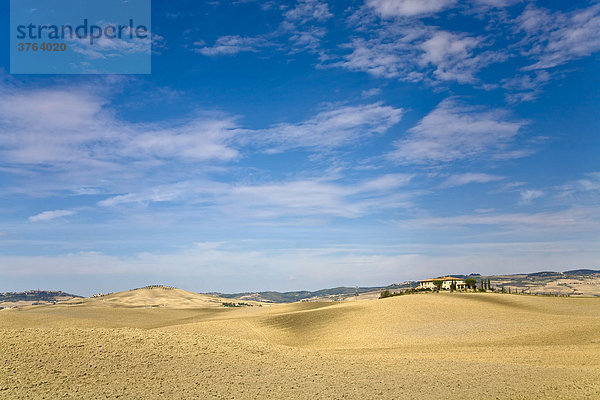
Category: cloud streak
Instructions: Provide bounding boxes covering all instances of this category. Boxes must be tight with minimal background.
[367,0,457,17]
[387,98,526,165]
[441,173,505,188]
[29,210,76,222]
[258,102,403,153]
[98,173,414,220]
[517,4,600,70]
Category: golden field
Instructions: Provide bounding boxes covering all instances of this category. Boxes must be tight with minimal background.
[1,287,600,399]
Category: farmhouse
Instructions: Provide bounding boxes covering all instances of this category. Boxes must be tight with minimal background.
[418,276,466,290]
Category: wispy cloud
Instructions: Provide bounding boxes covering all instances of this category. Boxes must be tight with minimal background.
[331,24,504,84]
[516,3,600,70]
[257,102,403,153]
[387,98,527,165]
[361,88,382,98]
[284,0,332,24]
[419,31,507,84]
[405,206,600,235]
[29,210,76,222]
[194,35,270,56]
[0,83,241,168]
[519,189,544,204]
[502,70,552,103]
[441,173,505,188]
[556,172,600,199]
[471,0,521,8]
[366,0,457,18]
[196,0,333,57]
[66,25,151,60]
[334,36,420,79]
[98,173,414,220]
[281,0,333,53]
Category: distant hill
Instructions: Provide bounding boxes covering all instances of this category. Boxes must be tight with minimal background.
[215,269,600,302]
[0,290,81,308]
[4,269,599,308]
[215,282,416,303]
[563,269,600,275]
[65,285,262,309]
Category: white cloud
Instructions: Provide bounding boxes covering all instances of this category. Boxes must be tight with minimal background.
[556,172,600,199]
[117,118,240,162]
[29,210,76,222]
[387,98,526,164]
[195,35,269,56]
[419,31,506,84]
[332,22,429,80]
[441,173,505,187]
[66,26,151,61]
[367,0,456,17]
[98,174,414,219]
[259,102,403,152]
[0,87,105,131]
[470,0,522,9]
[519,189,544,204]
[574,172,600,192]
[502,70,552,103]
[406,206,600,235]
[357,173,413,191]
[0,83,241,168]
[97,181,229,208]
[284,0,332,23]
[281,0,332,53]
[287,26,328,53]
[361,88,382,98]
[332,26,503,84]
[195,1,332,57]
[517,4,600,70]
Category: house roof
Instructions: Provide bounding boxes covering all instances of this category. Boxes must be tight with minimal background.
[420,276,464,282]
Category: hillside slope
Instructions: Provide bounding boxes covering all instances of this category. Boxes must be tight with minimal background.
[69,285,232,309]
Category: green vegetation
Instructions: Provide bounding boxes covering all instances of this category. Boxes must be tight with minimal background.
[222,302,252,307]
[465,278,477,290]
[380,290,406,299]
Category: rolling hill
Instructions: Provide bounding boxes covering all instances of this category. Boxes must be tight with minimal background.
[1,292,599,398]
[63,285,259,309]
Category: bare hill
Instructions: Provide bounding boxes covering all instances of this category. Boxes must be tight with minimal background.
[67,285,254,309]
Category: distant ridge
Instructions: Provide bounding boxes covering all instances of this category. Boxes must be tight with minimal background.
[562,269,600,275]
[214,269,600,302]
[215,283,415,303]
[0,290,82,307]
[0,290,82,301]
[4,269,600,306]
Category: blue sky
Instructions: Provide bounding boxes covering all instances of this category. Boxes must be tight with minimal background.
[1,0,599,296]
